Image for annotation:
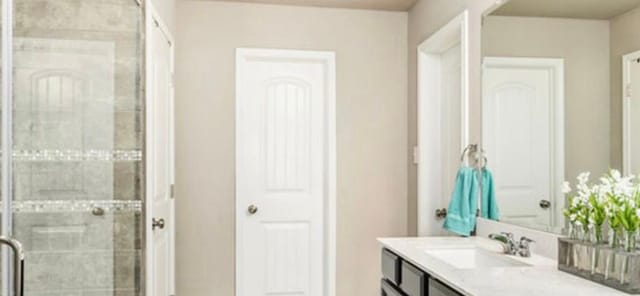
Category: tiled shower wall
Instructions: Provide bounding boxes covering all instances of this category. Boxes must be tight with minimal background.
[9,0,144,295]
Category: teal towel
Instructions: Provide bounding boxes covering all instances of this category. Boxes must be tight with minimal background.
[443,167,478,236]
[479,168,499,221]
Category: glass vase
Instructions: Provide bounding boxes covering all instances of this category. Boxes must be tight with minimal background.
[568,223,579,240]
[624,230,637,253]
[591,226,604,244]
[580,225,590,242]
[609,228,622,249]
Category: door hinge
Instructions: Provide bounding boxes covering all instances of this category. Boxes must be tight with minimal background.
[626,83,633,98]
[413,146,420,165]
[170,184,175,199]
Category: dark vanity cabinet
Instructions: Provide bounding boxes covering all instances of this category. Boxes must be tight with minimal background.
[381,248,463,296]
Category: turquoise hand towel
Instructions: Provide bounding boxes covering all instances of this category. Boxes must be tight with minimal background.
[443,167,478,236]
[479,168,499,221]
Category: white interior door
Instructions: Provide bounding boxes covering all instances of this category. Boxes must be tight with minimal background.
[629,59,640,172]
[483,57,563,227]
[417,11,469,237]
[236,48,335,296]
[440,43,463,217]
[146,9,175,296]
[624,51,640,175]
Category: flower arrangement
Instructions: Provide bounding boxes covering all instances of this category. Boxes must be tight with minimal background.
[563,170,640,252]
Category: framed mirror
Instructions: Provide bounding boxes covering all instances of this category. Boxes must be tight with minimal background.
[481,0,640,233]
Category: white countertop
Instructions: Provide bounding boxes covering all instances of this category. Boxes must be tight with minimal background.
[378,237,630,296]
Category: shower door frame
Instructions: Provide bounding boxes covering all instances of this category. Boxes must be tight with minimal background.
[1,0,16,293]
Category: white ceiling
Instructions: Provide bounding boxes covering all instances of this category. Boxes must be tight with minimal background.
[189,0,418,11]
[493,0,640,19]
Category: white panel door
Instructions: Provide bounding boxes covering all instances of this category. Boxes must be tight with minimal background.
[483,59,554,226]
[236,48,335,296]
[146,10,175,296]
[416,11,469,237]
[631,61,640,171]
[626,53,640,175]
[439,43,463,222]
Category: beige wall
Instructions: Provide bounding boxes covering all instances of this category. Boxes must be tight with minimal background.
[483,16,611,182]
[611,6,640,169]
[175,2,408,295]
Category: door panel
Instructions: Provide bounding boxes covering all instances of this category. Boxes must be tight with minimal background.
[147,13,175,296]
[483,60,553,226]
[236,49,334,296]
[628,58,640,174]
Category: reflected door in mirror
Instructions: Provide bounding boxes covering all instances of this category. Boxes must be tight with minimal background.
[483,58,562,228]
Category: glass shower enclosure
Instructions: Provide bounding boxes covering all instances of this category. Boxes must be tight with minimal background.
[0,0,145,295]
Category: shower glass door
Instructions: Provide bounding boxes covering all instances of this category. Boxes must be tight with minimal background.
[1,0,145,295]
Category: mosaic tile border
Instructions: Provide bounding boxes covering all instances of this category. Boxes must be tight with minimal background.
[12,149,142,162]
[6,200,143,213]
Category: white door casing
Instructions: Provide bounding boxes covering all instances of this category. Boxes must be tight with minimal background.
[236,48,336,296]
[623,50,640,176]
[417,10,469,236]
[482,57,564,229]
[146,4,176,296]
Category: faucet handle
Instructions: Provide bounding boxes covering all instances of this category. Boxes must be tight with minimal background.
[520,236,534,244]
[501,232,514,240]
[518,236,535,257]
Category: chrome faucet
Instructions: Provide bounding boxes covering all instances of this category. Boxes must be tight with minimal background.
[489,232,518,255]
[488,232,535,257]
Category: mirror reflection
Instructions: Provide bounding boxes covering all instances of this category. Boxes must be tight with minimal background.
[481,0,640,233]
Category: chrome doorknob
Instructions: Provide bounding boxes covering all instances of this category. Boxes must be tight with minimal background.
[435,208,447,219]
[152,218,165,230]
[248,204,258,215]
[539,200,551,209]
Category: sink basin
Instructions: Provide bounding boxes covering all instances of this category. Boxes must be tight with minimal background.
[423,247,530,269]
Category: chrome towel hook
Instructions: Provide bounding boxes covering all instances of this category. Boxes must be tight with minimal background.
[460,144,488,169]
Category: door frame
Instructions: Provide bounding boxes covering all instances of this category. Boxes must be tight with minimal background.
[234,48,337,296]
[482,57,565,228]
[145,2,176,296]
[623,50,640,175]
[417,10,470,236]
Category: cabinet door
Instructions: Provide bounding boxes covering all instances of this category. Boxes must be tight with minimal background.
[382,279,406,296]
[382,248,402,285]
[428,278,463,296]
[400,261,426,296]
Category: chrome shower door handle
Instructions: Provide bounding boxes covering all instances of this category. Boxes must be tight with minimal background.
[0,236,24,296]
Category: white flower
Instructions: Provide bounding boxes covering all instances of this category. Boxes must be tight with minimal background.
[636,208,640,218]
[611,169,622,181]
[571,197,582,207]
[562,181,572,194]
[596,185,610,201]
[577,172,591,185]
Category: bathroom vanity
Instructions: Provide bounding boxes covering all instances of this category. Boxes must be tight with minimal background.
[379,237,629,296]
